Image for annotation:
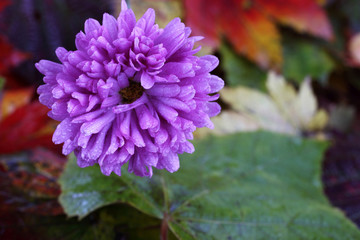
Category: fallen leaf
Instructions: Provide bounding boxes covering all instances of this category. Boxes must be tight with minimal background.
[218,72,328,136]
[307,109,329,132]
[59,132,360,239]
[266,73,320,129]
[0,149,65,216]
[184,0,333,68]
[0,100,57,154]
[221,86,296,134]
[0,87,33,119]
[194,111,259,138]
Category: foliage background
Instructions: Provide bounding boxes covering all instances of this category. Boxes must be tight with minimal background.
[1,0,360,239]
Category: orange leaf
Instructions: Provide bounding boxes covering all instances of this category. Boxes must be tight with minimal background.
[1,87,33,119]
[184,0,333,68]
[225,5,281,68]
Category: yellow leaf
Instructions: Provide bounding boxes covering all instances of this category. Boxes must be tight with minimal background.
[194,111,259,139]
[221,86,296,135]
[216,72,328,137]
[307,109,329,131]
[266,72,327,131]
[295,77,317,128]
[266,71,299,128]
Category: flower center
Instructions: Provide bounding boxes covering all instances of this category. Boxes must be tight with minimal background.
[119,80,145,104]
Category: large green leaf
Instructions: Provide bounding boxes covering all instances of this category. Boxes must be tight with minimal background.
[59,132,360,239]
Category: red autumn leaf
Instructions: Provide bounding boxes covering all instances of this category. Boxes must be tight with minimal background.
[184,0,333,68]
[0,92,64,218]
[0,99,57,154]
[0,35,29,74]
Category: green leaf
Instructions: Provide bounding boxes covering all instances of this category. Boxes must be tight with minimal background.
[79,204,172,240]
[60,132,360,239]
[220,44,267,91]
[0,76,4,91]
[40,204,167,240]
[282,36,334,84]
[58,158,163,219]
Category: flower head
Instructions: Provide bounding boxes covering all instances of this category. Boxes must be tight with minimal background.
[36,0,224,177]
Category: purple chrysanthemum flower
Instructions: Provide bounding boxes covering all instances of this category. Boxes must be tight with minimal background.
[36,0,224,177]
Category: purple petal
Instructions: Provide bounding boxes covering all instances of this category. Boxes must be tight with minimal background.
[155,18,186,58]
[35,60,62,76]
[121,0,128,11]
[103,13,118,40]
[140,71,155,89]
[209,75,225,93]
[160,62,195,78]
[80,111,115,135]
[146,83,180,97]
[159,152,179,173]
[53,118,79,144]
[135,104,158,130]
[84,19,101,34]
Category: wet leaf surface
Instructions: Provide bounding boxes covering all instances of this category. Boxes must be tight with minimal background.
[60,131,360,239]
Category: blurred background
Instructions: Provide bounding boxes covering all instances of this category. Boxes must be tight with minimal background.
[1,0,360,239]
